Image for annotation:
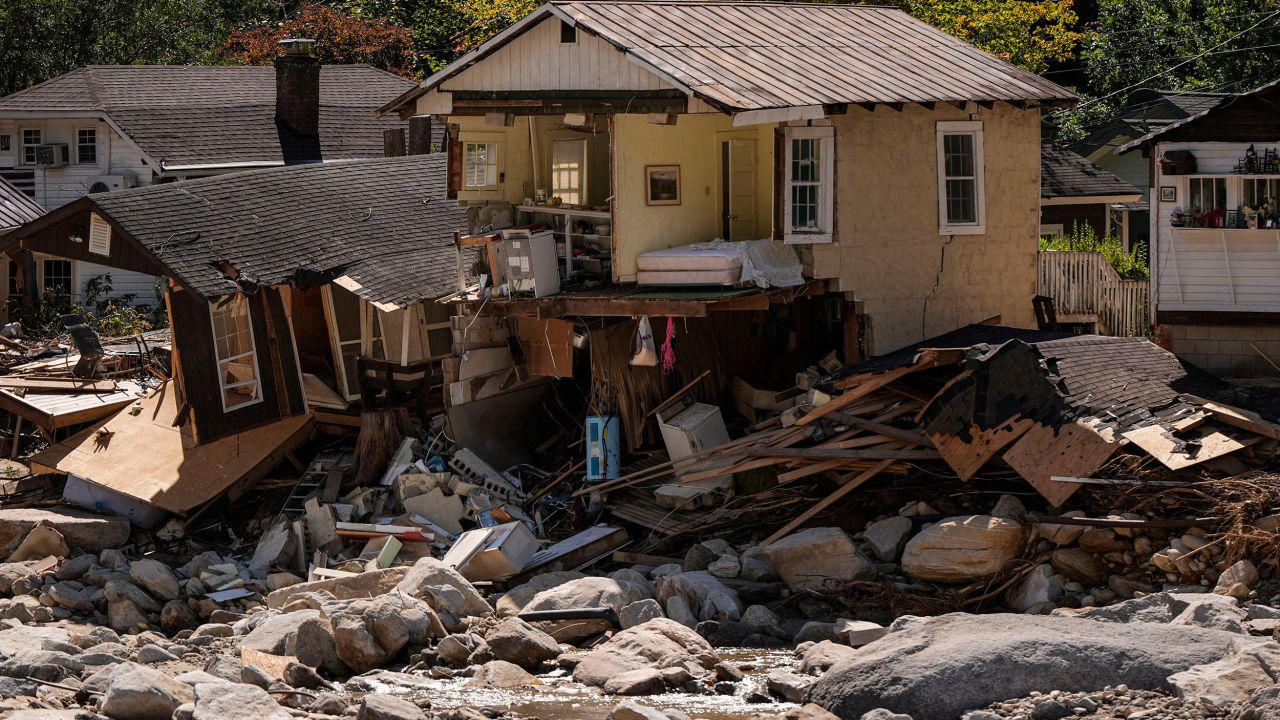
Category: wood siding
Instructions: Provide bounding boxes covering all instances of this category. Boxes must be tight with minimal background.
[441,16,675,93]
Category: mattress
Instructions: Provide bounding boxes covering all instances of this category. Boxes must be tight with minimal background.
[637,269,741,286]
[636,243,745,272]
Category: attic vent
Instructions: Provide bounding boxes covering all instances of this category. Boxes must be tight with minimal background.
[560,20,576,43]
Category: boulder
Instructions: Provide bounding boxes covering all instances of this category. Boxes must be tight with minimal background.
[1049,548,1107,585]
[0,507,130,557]
[764,528,874,592]
[469,659,540,688]
[160,601,201,633]
[107,598,150,634]
[655,571,742,622]
[574,618,715,689]
[740,548,779,583]
[806,612,1271,720]
[1055,592,1238,626]
[708,554,741,579]
[525,576,651,613]
[265,566,409,609]
[129,559,180,602]
[1237,686,1280,720]
[484,617,560,670]
[496,571,586,617]
[610,699,674,720]
[99,662,195,720]
[864,517,913,562]
[241,610,321,655]
[1172,600,1247,634]
[1215,560,1260,596]
[604,667,666,696]
[666,596,697,629]
[192,682,291,720]
[395,557,492,619]
[620,599,665,629]
[799,640,857,674]
[326,594,445,673]
[769,670,816,702]
[1168,642,1280,708]
[358,694,427,720]
[900,516,1025,583]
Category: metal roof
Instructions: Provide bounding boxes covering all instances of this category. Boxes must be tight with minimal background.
[0,177,43,233]
[385,1,1075,115]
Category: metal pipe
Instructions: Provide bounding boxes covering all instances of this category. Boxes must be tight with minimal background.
[518,607,619,626]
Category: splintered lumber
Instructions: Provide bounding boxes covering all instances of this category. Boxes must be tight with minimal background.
[334,522,432,542]
[1187,396,1280,441]
[762,459,895,545]
[1002,420,1120,506]
[928,416,1035,482]
[739,447,941,461]
[0,377,119,393]
[826,414,932,447]
[1121,424,1248,471]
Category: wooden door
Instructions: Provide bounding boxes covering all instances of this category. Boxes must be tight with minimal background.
[722,137,758,240]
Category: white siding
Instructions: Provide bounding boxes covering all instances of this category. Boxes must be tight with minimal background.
[442,16,675,92]
[1152,140,1280,315]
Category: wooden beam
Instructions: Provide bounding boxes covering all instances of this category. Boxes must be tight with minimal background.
[762,459,894,545]
[739,446,941,460]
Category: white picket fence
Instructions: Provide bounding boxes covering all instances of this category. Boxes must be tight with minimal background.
[1037,251,1150,337]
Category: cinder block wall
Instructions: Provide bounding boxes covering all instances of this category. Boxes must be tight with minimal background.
[1162,323,1280,376]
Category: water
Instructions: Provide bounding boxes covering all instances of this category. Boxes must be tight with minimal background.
[344,649,801,720]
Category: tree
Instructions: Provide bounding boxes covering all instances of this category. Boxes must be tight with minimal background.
[344,0,540,74]
[220,3,416,77]
[892,0,1083,73]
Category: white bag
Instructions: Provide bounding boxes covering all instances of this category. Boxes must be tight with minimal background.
[630,317,657,366]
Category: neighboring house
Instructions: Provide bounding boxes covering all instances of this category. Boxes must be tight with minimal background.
[1117,79,1280,375]
[0,45,419,308]
[1,154,469,517]
[380,0,1075,356]
[1040,141,1143,245]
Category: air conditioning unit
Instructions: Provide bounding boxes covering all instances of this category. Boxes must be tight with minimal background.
[89,175,137,193]
[33,144,69,167]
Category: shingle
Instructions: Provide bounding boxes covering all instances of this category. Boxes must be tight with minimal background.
[87,154,469,308]
[0,177,44,231]
[0,66,427,169]
[1040,142,1142,199]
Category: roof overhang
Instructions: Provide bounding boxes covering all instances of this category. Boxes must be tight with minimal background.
[1041,193,1144,206]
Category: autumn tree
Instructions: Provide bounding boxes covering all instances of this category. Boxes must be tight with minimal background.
[220,3,416,77]
[892,0,1083,73]
[345,0,539,74]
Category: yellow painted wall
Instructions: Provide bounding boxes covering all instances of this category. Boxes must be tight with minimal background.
[809,103,1041,354]
[612,114,774,281]
[452,116,610,206]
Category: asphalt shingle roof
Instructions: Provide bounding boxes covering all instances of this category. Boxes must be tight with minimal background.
[1041,142,1142,199]
[84,154,468,308]
[0,176,44,231]
[0,65,420,169]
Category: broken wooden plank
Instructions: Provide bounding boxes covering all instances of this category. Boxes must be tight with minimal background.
[762,459,895,545]
[927,416,1035,482]
[503,524,628,587]
[1190,397,1280,441]
[1003,420,1119,507]
[1121,424,1247,471]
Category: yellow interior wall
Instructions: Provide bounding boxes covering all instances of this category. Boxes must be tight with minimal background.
[453,116,611,207]
[612,114,774,282]
[808,103,1041,354]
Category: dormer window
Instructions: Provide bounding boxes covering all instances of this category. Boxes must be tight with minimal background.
[560,20,577,43]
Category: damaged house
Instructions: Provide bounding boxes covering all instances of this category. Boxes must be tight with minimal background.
[0,153,468,523]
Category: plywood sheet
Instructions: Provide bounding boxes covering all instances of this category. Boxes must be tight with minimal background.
[1003,420,1120,507]
[32,382,313,514]
[928,416,1034,482]
[1121,423,1246,471]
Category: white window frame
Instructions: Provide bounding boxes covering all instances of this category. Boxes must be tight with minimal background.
[782,125,834,244]
[20,128,41,166]
[209,294,263,412]
[75,127,97,165]
[550,138,587,205]
[462,140,501,191]
[936,120,986,235]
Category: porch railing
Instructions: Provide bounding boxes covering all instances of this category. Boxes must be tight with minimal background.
[1037,251,1150,337]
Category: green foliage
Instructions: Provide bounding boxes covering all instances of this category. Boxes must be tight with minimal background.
[1039,223,1150,280]
[344,0,539,74]
[891,0,1083,73]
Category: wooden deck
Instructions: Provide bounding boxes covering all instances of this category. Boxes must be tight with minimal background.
[0,383,144,434]
[31,382,315,515]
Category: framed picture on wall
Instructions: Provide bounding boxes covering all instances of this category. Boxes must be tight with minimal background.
[1160,186,1176,202]
[645,165,681,205]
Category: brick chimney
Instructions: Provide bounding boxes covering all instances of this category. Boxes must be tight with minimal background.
[275,39,320,137]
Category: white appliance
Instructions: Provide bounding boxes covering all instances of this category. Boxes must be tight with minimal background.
[33,144,69,167]
[657,396,730,460]
[501,229,560,297]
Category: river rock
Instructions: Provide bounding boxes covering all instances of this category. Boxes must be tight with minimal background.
[396,557,492,619]
[864,517,913,562]
[1008,565,1062,613]
[108,598,150,633]
[160,601,201,633]
[137,645,177,664]
[469,659,539,688]
[610,699,674,720]
[1034,512,1090,545]
[525,576,651,641]
[620,599,665,629]
[1168,642,1280,707]
[496,571,586,617]
[604,667,666,695]
[242,610,322,655]
[656,571,742,622]
[1215,560,1259,598]
[436,633,485,667]
[799,640,857,674]
[104,579,161,613]
[574,618,715,689]
[764,528,874,592]
[740,547,779,582]
[265,566,409,609]
[129,559,180,602]
[806,612,1271,720]
[901,516,1025,583]
[193,682,291,720]
[1049,548,1107,585]
[358,694,427,720]
[484,617,560,670]
[326,594,445,673]
[1237,686,1280,720]
[666,596,697,629]
[100,662,195,720]
[0,507,130,557]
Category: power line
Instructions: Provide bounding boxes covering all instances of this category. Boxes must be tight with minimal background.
[1080,8,1280,109]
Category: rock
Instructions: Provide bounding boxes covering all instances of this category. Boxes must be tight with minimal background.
[192,681,291,720]
[0,507,130,557]
[484,617,560,670]
[1030,700,1070,720]
[49,580,96,613]
[358,694,427,720]
[1033,511,1086,546]
[1009,564,1063,613]
[526,576,651,614]
[0,676,38,698]
[806,612,1272,720]
[1049,548,1107,585]
[1168,642,1280,707]
[436,633,484,667]
[0,562,39,594]
[193,623,233,638]
[990,495,1026,522]
[793,621,840,645]
[864,517,913,562]
[835,619,888,647]
[684,543,720,572]
[769,669,816,701]
[900,516,1025,583]
[100,662,195,720]
[327,594,445,673]
[160,601,201,633]
[108,598,150,633]
[610,699,672,720]
[1237,686,1280,720]
[396,557,491,619]
[740,547,779,582]
[861,711,913,720]
[666,596,697,628]
[604,667,666,695]
[56,554,97,581]
[241,664,272,689]
[799,640,857,674]
[574,618,715,689]
[1248,604,1280,620]
[620,599,665,629]
[1056,592,1238,626]
[708,554,741,579]
[764,528,874,592]
[266,566,409,609]
[0,650,84,681]
[242,610,320,654]
[1171,599,1247,634]
[1077,528,1128,554]
[266,572,303,592]
[9,523,74,565]
[129,559,180,601]
[469,659,539,688]
[137,645,177,664]
[656,571,742,622]
[743,605,784,636]
[1215,560,1259,596]
[699,619,750,646]
[494,571,586,616]
[283,661,331,690]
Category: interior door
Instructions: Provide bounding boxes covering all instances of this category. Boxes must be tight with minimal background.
[322,285,363,400]
[721,137,758,240]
